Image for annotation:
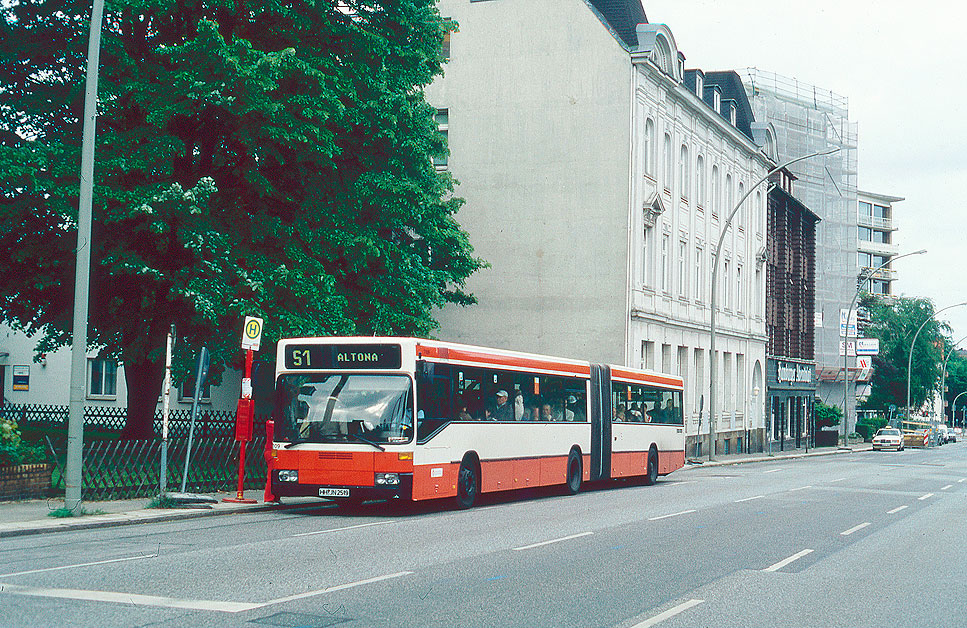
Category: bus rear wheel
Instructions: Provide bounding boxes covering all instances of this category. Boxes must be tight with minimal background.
[643,448,659,486]
[456,457,479,509]
[566,450,582,495]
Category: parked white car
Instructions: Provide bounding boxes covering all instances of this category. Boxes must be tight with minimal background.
[872,428,904,451]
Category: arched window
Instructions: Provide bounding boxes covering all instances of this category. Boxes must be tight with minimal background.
[737,182,745,229]
[663,133,673,193]
[711,165,720,216]
[756,190,763,234]
[644,119,655,177]
[679,145,689,200]
[696,155,706,207]
[725,174,733,221]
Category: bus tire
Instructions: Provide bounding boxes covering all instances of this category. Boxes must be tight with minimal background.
[566,450,583,495]
[456,456,480,509]
[644,448,659,486]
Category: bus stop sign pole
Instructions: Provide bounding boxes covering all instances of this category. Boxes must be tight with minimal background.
[224,317,262,504]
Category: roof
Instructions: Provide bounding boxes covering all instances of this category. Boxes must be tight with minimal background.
[586,0,648,49]
[703,71,757,142]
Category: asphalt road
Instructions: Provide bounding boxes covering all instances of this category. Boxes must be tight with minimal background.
[2,444,966,628]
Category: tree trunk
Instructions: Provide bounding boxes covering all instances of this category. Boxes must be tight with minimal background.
[120,358,165,440]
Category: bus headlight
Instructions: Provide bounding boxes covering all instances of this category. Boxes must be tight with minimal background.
[375,473,400,485]
[277,469,299,483]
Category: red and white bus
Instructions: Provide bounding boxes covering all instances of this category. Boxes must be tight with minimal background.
[269,337,685,508]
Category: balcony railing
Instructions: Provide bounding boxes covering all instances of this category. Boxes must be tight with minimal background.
[860,266,897,281]
[857,213,895,231]
[857,240,899,256]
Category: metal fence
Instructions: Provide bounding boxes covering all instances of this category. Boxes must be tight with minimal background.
[3,404,270,501]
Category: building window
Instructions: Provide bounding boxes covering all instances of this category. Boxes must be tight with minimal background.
[737,182,745,229]
[661,233,670,293]
[678,239,688,297]
[644,119,655,177]
[711,165,720,217]
[736,265,743,313]
[858,226,872,242]
[694,245,704,301]
[696,155,706,208]
[725,174,733,222]
[679,144,689,200]
[858,252,873,268]
[642,222,652,287]
[442,25,451,60]
[88,359,118,399]
[432,109,449,170]
[663,133,673,194]
[722,258,731,309]
[755,268,763,316]
[756,190,763,234]
[858,200,872,218]
[179,375,212,403]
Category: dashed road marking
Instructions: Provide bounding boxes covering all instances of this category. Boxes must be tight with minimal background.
[292,520,396,537]
[512,531,593,551]
[919,493,934,501]
[648,509,696,521]
[631,599,705,628]
[0,553,158,579]
[941,484,953,491]
[887,505,908,514]
[789,485,812,492]
[735,495,764,503]
[763,549,813,572]
[841,522,871,536]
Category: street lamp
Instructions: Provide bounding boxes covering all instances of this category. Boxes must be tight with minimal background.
[841,249,926,448]
[953,390,967,430]
[939,334,967,425]
[708,146,840,460]
[905,301,967,427]
[65,0,106,512]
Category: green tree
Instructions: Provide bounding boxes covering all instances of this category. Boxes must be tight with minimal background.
[0,0,482,438]
[859,295,949,417]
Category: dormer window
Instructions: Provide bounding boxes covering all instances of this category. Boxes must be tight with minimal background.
[695,75,703,97]
[713,90,721,113]
[729,103,737,126]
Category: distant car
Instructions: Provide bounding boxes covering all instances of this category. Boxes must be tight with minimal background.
[872,428,904,451]
[936,424,949,445]
[949,428,958,443]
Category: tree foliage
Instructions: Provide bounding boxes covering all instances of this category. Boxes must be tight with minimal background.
[859,295,950,417]
[0,0,482,437]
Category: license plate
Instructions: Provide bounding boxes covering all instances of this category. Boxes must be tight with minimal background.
[319,488,350,498]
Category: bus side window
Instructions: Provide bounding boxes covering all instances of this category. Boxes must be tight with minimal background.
[417,364,453,439]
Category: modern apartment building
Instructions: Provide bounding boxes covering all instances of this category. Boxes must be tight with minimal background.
[856,190,902,297]
[428,0,773,454]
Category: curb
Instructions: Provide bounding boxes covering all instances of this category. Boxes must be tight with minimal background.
[0,499,324,539]
[683,445,870,469]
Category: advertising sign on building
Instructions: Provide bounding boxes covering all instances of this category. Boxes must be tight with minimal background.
[840,309,858,338]
[839,341,856,357]
[12,365,29,391]
[856,338,880,355]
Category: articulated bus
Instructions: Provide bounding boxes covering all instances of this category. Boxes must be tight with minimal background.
[269,337,685,508]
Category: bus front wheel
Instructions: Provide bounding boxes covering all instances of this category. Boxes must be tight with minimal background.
[456,457,479,509]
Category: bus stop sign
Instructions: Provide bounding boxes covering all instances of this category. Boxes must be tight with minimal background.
[242,316,263,351]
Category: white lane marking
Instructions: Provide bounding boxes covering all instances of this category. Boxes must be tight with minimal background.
[0,582,260,613]
[789,485,813,492]
[631,599,705,628]
[0,553,158,579]
[941,484,953,491]
[919,493,934,501]
[763,549,813,572]
[829,478,846,483]
[291,520,396,537]
[512,531,593,551]
[959,478,966,483]
[887,505,908,514]
[841,522,871,536]
[763,468,782,474]
[648,509,697,521]
[254,571,413,607]
[734,495,764,503]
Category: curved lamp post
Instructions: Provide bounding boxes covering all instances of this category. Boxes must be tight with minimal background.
[905,301,967,426]
[709,146,840,460]
[939,334,967,425]
[841,249,926,447]
[953,390,967,430]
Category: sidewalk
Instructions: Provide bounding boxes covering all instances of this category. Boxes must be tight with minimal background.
[0,443,872,538]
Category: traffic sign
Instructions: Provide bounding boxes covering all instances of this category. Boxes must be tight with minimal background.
[241,316,263,351]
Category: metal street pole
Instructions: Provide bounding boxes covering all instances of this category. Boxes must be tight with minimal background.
[953,390,967,432]
[939,335,967,425]
[65,0,105,512]
[905,301,967,426]
[841,249,926,449]
[709,146,839,461]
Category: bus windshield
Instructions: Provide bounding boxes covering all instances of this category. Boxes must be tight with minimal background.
[274,374,413,445]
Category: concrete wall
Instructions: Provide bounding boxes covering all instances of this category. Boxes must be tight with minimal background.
[427,0,634,365]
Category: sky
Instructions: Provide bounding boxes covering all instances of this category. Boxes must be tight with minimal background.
[643,0,967,340]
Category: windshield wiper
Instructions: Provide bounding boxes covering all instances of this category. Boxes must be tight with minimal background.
[282,439,313,449]
[347,432,385,451]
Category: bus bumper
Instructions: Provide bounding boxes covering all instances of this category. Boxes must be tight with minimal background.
[271,472,413,502]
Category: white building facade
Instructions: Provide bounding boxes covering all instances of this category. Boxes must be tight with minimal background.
[428,0,771,454]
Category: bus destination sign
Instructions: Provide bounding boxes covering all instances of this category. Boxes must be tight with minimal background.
[284,344,402,370]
